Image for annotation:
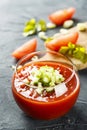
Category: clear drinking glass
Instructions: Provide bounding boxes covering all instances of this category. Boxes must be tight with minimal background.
[12,50,80,120]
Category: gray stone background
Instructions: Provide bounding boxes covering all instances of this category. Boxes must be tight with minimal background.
[0,0,87,130]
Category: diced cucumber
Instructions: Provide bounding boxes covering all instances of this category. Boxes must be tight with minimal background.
[46,87,54,92]
[36,85,44,95]
[28,65,65,95]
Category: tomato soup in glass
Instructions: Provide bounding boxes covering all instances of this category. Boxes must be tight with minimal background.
[12,50,80,120]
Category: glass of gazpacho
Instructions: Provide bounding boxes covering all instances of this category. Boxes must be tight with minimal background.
[12,50,80,120]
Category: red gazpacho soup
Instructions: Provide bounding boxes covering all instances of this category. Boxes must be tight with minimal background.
[12,61,80,120]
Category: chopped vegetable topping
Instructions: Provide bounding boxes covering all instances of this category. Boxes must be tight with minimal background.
[24,65,65,95]
[47,22,56,29]
[45,37,54,42]
[23,19,57,37]
[25,18,36,26]
[59,42,87,63]
[63,20,74,28]
[38,31,48,40]
[77,23,87,32]
[60,28,68,34]
[23,19,47,36]
[36,19,47,32]
[23,18,36,36]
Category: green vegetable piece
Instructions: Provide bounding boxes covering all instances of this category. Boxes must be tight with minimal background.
[29,65,65,95]
[56,74,65,84]
[23,29,36,37]
[23,18,36,36]
[59,42,87,63]
[79,47,85,53]
[25,18,36,26]
[46,87,54,92]
[73,47,87,63]
[68,42,75,49]
[36,84,44,95]
[43,76,50,84]
[59,46,69,54]
[45,37,54,42]
[36,19,47,32]
[33,77,40,85]
[23,25,33,32]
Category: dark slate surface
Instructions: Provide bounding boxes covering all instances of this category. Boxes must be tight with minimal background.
[0,0,87,130]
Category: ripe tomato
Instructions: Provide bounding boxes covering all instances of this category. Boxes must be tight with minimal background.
[12,38,37,59]
[49,7,75,25]
[45,31,79,51]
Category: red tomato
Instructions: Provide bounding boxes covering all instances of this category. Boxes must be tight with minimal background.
[49,7,75,25]
[12,38,37,59]
[45,31,79,51]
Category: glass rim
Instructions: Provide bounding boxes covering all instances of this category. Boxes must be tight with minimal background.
[15,50,77,85]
